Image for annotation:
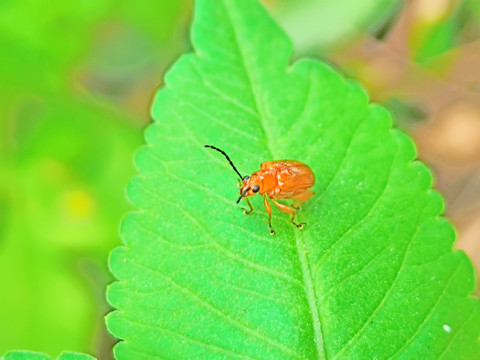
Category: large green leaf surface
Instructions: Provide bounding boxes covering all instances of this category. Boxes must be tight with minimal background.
[107,0,480,358]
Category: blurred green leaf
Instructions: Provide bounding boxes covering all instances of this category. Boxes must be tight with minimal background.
[0,0,187,355]
[1,350,96,360]
[0,95,141,355]
[0,0,110,68]
[412,16,458,66]
[115,0,191,43]
[107,0,480,358]
[2,351,51,360]
[265,0,402,52]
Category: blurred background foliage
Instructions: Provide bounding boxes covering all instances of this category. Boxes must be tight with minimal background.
[0,0,192,357]
[0,0,478,358]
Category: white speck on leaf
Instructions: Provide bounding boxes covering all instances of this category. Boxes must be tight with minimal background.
[443,324,451,333]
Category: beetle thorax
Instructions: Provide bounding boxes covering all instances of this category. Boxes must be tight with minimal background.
[243,170,278,197]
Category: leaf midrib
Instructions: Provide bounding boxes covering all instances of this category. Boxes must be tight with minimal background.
[220,1,325,358]
[294,231,326,359]
[221,0,275,160]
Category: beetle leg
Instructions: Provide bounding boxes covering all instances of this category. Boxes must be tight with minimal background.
[263,195,275,235]
[291,190,314,209]
[243,198,254,215]
[271,198,306,230]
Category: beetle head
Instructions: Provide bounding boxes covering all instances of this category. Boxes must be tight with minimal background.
[202,146,260,204]
[237,175,261,203]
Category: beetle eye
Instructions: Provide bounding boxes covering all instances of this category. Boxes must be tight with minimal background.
[252,185,260,193]
[242,175,250,182]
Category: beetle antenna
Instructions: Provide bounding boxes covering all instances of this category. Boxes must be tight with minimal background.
[204,145,243,180]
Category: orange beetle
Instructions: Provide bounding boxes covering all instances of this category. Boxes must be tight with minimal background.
[205,145,315,235]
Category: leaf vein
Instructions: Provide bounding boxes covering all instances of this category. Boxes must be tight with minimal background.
[281,64,314,137]
[191,60,260,118]
[388,261,462,358]
[134,220,210,250]
[129,258,300,358]
[313,143,397,275]
[320,245,391,299]
[121,316,259,359]
[221,0,275,158]
[294,231,326,360]
[333,201,429,359]
[173,93,261,142]
[140,185,303,287]
[309,93,364,209]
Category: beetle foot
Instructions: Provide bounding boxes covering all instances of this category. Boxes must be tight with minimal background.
[243,208,253,215]
[292,222,306,230]
[269,223,275,235]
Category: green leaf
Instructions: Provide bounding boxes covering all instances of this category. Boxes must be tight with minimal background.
[1,351,95,360]
[56,353,96,360]
[1,351,51,360]
[107,0,480,358]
